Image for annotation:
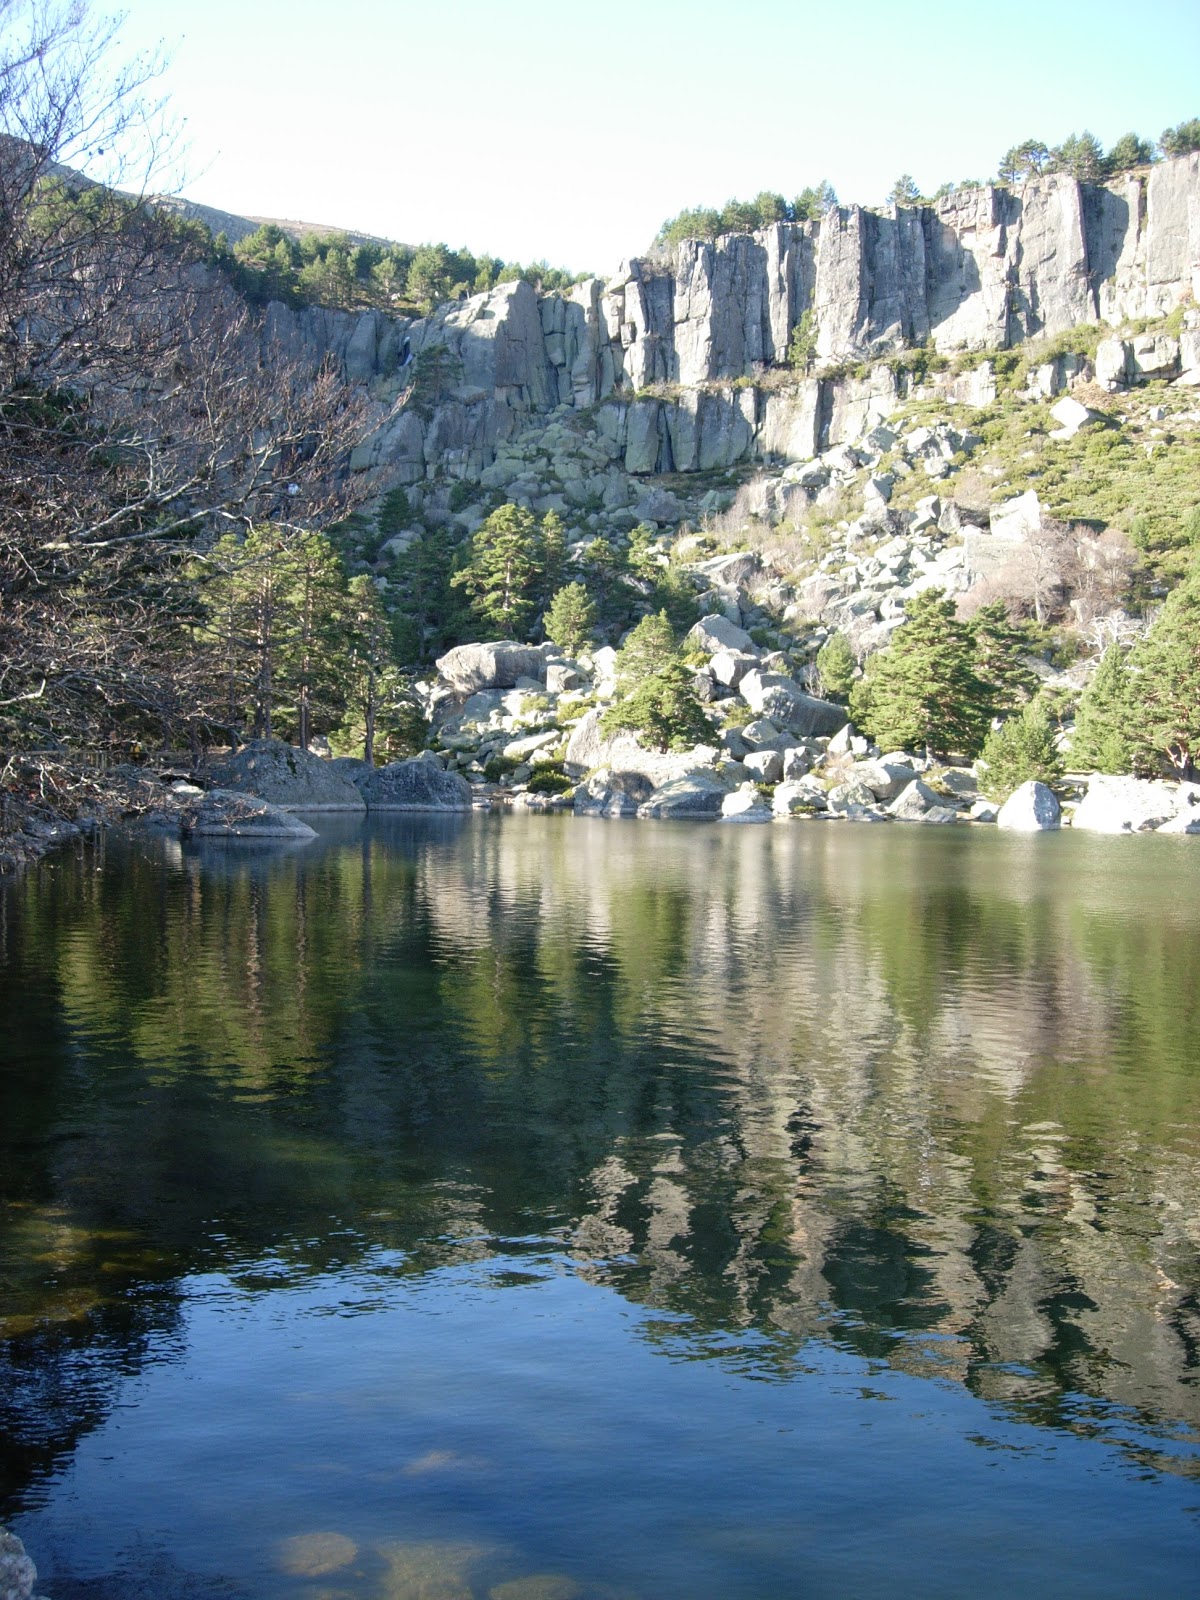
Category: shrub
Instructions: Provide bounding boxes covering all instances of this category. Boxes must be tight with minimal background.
[527,765,572,794]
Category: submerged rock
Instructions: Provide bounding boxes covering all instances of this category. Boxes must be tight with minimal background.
[182,790,319,840]
[208,739,365,812]
[0,1528,41,1600]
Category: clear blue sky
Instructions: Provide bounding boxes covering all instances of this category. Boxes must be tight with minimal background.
[107,0,1200,275]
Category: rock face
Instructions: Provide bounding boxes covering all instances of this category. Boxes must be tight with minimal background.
[996,781,1061,831]
[182,790,319,840]
[352,759,472,811]
[1070,775,1183,833]
[274,157,1200,487]
[208,739,366,811]
[435,642,551,695]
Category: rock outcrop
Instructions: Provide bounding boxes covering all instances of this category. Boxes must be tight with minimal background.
[267,157,1200,489]
[208,739,366,811]
[352,759,472,811]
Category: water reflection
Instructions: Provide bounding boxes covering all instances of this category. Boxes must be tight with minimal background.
[1,816,1198,1555]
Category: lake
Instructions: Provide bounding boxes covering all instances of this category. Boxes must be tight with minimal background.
[1,814,1198,1599]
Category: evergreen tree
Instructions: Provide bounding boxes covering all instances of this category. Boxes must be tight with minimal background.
[1159,119,1200,158]
[1126,577,1200,775]
[601,658,710,752]
[815,631,855,700]
[544,582,596,658]
[971,601,1039,718]
[388,526,467,665]
[997,140,1051,184]
[888,174,922,207]
[1050,131,1105,181]
[535,510,569,614]
[1069,644,1134,774]
[1105,132,1155,173]
[451,503,542,638]
[850,590,991,758]
[979,699,1062,801]
[615,611,678,693]
[337,575,408,765]
[280,532,349,750]
[576,536,631,638]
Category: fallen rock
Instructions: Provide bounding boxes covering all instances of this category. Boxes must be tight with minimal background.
[1071,775,1181,834]
[208,739,366,811]
[183,790,319,840]
[996,780,1061,831]
[353,759,472,811]
[853,758,916,802]
[1049,395,1103,439]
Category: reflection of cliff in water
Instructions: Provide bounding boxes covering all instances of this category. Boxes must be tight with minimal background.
[1,815,1198,1507]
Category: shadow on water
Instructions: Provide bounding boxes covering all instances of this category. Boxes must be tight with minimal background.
[1,813,1198,1593]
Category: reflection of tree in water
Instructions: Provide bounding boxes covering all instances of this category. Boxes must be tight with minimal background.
[1,817,1199,1510]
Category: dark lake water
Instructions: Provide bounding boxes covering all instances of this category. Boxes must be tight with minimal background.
[1,814,1198,1599]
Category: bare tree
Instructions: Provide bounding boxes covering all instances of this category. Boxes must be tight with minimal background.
[0,2,369,759]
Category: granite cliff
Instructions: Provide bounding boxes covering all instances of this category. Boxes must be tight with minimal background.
[260,154,1200,488]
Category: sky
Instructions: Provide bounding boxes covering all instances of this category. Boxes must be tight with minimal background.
[92,0,1200,276]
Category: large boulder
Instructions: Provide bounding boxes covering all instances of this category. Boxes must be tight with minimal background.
[573,768,653,817]
[352,759,472,811]
[738,671,845,736]
[208,739,366,811]
[996,780,1061,831]
[721,784,773,822]
[686,613,757,656]
[436,641,551,694]
[637,770,732,820]
[1071,775,1181,833]
[182,790,318,840]
[888,779,941,820]
[773,778,828,814]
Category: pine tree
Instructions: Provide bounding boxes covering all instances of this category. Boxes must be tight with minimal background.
[850,590,991,758]
[451,503,542,638]
[1069,644,1134,774]
[979,699,1062,801]
[338,575,405,765]
[544,582,596,658]
[535,510,569,614]
[816,632,855,700]
[1126,577,1200,776]
[601,659,710,752]
[615,611,678,693]
[971,601,1039,718]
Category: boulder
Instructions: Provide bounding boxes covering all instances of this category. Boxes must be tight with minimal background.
[182,790,319,840]
[852,758,916,802]
[352,759,472,811]
[743,749,783,784]
[970,800,999,823]
[1155,810,1200,834]
[1049,395,1103,439]
[888,779,942,820]
[637,770,732,820]
[709,648,759,688]
[0,1527,39,1600]
[739,671,845,736]
[780,746,813,780]
[686,613,757,656]
[573,768,654,817]
[208,739,366,812]
[772,778,827,814]
[996,780,1061,831]
[721,784,773,822]
[436,641,550,694]
[827,780,879,815]
[1071,775,1181,834]
[740,718,785,751]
